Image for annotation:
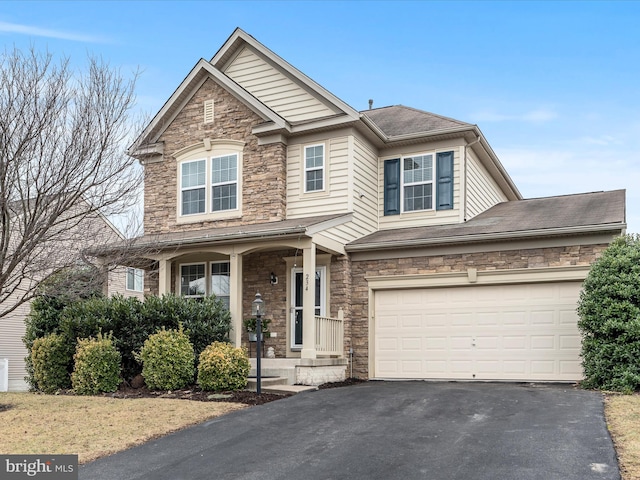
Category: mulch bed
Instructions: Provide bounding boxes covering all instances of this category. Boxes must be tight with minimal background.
[100,377,366,406]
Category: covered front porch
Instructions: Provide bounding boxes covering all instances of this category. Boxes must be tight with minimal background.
[134,215,352,385]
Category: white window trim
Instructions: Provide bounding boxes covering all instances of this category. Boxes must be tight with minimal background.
[126,267,144,292]
[400,152,435,213]
[175,141,243,224]
[179,262,207,298]
[303,143,325,193]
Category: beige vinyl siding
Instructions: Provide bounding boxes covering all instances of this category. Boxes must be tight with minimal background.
[0,286,31,391]
[351,135,379,236]
[287,136,351,218]
[224,47,337,122]
[378,148,461,230]
[465,149,508,220]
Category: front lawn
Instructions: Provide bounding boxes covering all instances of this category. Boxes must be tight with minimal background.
[0,392,245,463]
[605,393,640,479]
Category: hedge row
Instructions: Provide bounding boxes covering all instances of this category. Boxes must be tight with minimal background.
[24,293,232,386]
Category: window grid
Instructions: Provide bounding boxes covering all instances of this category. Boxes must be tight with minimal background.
[403,154,434,212]
[181,160,206,215]
[211,261,231,309]
[212,154,238,212]
[180,264,206,297]
[304,145,324,192]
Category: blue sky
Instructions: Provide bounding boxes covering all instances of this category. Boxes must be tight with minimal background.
[1,0,638,233]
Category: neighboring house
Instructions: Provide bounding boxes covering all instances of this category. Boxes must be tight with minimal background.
[0,213,137,392]
[122,28,626,385]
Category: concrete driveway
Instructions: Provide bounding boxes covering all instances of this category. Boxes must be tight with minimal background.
[80,382,619,480]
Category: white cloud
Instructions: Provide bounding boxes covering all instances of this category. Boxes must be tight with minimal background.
[0,21,109,43]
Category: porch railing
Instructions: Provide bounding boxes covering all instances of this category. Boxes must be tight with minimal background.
[315,308,344,357]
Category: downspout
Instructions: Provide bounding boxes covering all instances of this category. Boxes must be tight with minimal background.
[463,134,481,222]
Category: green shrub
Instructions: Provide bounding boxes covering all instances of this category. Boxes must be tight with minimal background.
[578,234,640,392]
[197,342,250,392]
[71,332,122,395]
[31,333,72,393]
[137,325,195,390]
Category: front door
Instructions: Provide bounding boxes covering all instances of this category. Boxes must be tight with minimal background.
[291,266,326,349]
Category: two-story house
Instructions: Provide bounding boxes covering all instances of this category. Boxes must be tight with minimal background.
[125,28,625,385]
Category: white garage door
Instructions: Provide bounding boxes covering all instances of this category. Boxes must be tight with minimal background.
[374,282,583,381]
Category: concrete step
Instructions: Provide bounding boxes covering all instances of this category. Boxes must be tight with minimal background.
[258,384,318,395]
[246,376,289,392]
[249,367,296,385]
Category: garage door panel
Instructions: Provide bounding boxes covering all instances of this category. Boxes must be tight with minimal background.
[374,282,583,381]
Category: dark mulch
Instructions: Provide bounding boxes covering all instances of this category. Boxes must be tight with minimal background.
[54,377,366,406]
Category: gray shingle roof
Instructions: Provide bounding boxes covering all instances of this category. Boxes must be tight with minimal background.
[347,190,626,250]
[360,105,471,137]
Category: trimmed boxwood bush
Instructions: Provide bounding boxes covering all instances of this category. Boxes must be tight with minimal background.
[72,332,122,395]
[578,234,640,392]
[31,333,72,393]
[137,325,195,390]
[197,342,250,392]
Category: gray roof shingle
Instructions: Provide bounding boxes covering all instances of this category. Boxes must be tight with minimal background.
[347,190,626,250]
[360,105,471,137]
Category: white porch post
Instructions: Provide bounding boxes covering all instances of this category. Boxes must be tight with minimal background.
[229,252,243,348]
[158,258,171,295]
[301,242,317,359]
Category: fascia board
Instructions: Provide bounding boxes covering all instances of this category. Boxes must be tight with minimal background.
[345,223,626,252]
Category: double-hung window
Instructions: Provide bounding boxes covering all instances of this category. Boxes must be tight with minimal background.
[304,144,324,192]
[403,154,433,211]
[126,267,144,292]
[384,151,454,215]
[181,160,206,215]
[179,262,231,308]
[211,154,237,211]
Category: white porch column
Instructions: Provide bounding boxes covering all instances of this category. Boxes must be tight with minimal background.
[301,242,317,359]
[229,252,243,348]
[158,258,171,295]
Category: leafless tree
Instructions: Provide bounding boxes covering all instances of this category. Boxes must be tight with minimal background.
[0,47,143,319]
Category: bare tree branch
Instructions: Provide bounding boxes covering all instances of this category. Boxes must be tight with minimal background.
[0,47,144,319]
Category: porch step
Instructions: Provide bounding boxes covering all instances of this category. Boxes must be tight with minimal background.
[246,376,289,392]
[257,384,318,395]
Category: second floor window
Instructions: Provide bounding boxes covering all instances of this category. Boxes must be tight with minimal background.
[181,160,206,215]
[304,144,324,192]
[180,153,239,217]
[212,154,238,211]
[403,154,433,211]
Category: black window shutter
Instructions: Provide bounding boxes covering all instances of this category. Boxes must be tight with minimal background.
[436,151,454,210]
[384,158,401,215]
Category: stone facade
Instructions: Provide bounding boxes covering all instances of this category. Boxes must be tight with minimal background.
[348,244,610,378]
[144,78,287,235]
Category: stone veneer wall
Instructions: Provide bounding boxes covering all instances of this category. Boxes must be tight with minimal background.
[144,78,287,235]
[348,244,609,379]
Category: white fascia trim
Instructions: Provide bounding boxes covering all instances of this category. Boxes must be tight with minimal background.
[305,213,353,235]
[346,223,626,252]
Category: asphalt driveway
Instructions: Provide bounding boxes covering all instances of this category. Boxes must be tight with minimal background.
[79,382,619,480]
